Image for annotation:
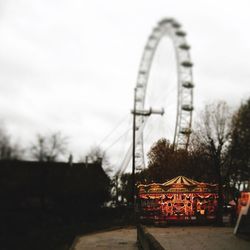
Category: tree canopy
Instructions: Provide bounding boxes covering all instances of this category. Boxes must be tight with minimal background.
[227,99,250,185]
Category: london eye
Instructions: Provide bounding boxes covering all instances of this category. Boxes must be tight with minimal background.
[133,18,194,170]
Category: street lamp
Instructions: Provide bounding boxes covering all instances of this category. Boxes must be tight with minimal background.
[131,88,164,208]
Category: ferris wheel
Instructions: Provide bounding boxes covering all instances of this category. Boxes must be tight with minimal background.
[134,18,194,170]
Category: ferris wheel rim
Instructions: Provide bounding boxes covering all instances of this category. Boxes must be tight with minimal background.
[134,18,194,170]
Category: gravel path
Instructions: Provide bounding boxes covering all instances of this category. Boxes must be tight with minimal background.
[147,226,250,250]
[72,227,137,250]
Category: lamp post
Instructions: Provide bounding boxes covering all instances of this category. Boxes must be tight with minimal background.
[131,88,164,209]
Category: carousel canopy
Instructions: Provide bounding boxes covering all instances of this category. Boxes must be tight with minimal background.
[163,176,199,186]
[138,176,218,195]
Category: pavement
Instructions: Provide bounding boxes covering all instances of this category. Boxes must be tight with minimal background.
[147,226,250,250]
[71,227,138,250]
[71,225,250,250]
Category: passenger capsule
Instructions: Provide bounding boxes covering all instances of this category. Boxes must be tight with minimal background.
[181,61,193,67]
[172,21,181,28]
[139,70,147,74]
[180,128,192,135]
[137,83,144,88]
[182,105,194,111]
[182,81,194,88]
[135,153,141,158]
[149,34,157,40]
[158,18,173,25]
[145,45,154,50]
[176,31,186,37]
[179,44,190,50]
[153,27,161,33]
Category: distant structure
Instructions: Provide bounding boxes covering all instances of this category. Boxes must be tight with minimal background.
[0,160,110,210]
[119,18,194,174]
[134,18,194,169]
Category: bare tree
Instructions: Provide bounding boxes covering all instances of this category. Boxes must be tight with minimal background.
[79,146,113,174]
[194,101,232,225]
[0,126,11,159]
[31,132,68,162]
[0,125,24,160]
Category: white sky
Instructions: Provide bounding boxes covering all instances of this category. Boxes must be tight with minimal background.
[0,0,249,169]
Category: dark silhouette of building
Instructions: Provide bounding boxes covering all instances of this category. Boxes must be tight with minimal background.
[0,159,111,212]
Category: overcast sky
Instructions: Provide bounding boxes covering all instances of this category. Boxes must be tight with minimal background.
[0,0,249,169]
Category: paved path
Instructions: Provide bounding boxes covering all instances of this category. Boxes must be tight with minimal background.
[147,226,250,250]
[72,227,137,250]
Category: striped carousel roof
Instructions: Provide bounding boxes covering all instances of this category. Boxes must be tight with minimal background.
[162,176,199,186]
[137,176,218,195]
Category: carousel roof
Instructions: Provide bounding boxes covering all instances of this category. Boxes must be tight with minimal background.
[162,176,199,186]
[137,176,218,195]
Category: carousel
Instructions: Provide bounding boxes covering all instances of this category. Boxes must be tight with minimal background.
[137,176,218,222]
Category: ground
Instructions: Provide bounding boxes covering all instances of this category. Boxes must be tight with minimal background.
[71,227,137,250]
[71,225,250,250]
[148,226,250,250]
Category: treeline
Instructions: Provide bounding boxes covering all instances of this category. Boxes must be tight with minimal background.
[1,99,249,207]
[1,99,249,212]
[0,128,112,172]
[0,129,69,162]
